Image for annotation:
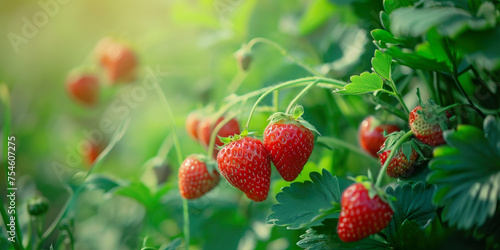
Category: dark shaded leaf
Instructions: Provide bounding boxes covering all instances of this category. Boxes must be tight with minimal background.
[297,219,391,249]
[384,182,437,245]
[390,6,495,39]
[428,117,500,230]
[267,169,352,229]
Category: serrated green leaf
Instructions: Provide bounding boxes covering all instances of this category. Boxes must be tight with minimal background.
[372,50,392,80]
[384,182,437,246]
[371,29,404,45]
[297,219,391,249]
[115,181,155,210]
[380,11,391,31]
[390,6,496,39]
[267,169,352,229]
[335,72,383,95]
[428,119,500,230]
[392,220,431,249]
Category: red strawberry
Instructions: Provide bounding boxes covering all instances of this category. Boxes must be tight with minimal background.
[66,74,99,106]
[83,140,101,168]
[96,38,138,83]
[197,116,240,158]
[358,116,400,157]
[263,108,316,182]
[186,111,202,140]
[409,105,451,146]
[337,183,393,242]
[217,136,271,202]
[379,144,418,178]
[178,155,220,199]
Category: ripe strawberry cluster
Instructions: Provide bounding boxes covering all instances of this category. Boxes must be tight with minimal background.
[335,100,452,243]
[66,37,138,107]
[179,108,316,202]
[358,103,451,179]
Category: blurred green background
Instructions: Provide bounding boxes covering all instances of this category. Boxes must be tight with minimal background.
[0,0,386,249]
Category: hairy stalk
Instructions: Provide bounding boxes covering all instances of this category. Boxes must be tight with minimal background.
[247,37,323,77]
[388,79,410,115]
[149,70,189,250]
[375,131,413,188]
[214,76,346,121]
[273,90,279,112]
[285,80,319,114]
[243,78,346,130]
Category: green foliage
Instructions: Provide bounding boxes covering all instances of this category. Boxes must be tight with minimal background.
[115,181,156,210]
[2,0,500,249]
[429,116,500,230]
[390,5,496,38]
[297,219,391,249]
[267,169,352,229]
[372,50,392,81]
[384,182,437,247]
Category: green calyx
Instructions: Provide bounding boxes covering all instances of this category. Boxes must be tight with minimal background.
[217,129,253,149]
[379,130,421,162]
[350,176,396,207]
[415,89,451,131]
[267,106,320,135]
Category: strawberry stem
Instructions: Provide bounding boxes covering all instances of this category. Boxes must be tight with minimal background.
[375,130,414,188]
[388,79,410,115]
[243,77,345,131]
[285,79,319,115]
[216,76,346,128]
[152,74,190,250]
[437,103,483,116]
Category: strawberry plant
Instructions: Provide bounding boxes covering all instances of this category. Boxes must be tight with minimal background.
[1,0,500,249]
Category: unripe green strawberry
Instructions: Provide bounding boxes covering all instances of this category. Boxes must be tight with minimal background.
[178,155,220,199]
[337,182,393,242]
[235,45,252,71]
[27,196,49,216]
[217,136,271,202]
